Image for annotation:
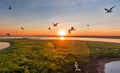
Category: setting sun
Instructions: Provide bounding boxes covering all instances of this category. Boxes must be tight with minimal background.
[58,30,66,36]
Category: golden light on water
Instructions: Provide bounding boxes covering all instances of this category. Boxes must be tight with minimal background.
[60,37,65,40]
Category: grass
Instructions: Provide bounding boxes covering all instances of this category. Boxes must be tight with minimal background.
[0,39,120,73]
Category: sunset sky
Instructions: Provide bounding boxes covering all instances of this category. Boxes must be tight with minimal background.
[0,0,120,36]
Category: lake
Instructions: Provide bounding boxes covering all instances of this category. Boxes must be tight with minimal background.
[0,42,10,50]
[0,36,120,43]
[105,61,120,73]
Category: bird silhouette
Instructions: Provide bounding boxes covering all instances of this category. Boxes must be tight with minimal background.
[70,27,76,31]
[68,29,71,34]
[68,27,76,34]
[52,23,59,27]
[8,6,12,10]
[87,24,90,27]
[48,27,51,30]
[104,6,115,13]
[20,27,24,30]
[6,33,11,37]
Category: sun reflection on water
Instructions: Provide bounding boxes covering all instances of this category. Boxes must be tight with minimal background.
[60,37,65,40]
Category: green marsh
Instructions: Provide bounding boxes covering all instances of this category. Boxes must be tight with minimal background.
[0,39,120,73]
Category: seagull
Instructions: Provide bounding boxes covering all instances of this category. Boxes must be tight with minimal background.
[48,27,51,30]
[87,24,90,27]
[74,61,81,71]
[70,27,76,31]
[20,27,24,30]
[71,27,74,30]
[104,6,115,13]
[68,27,76,34]
[8,6,12,10]
[52,23,59,27]
[68,29,71,34]
[6,33,11,37]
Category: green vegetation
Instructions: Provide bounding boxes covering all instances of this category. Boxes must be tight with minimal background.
[0,39,120,73]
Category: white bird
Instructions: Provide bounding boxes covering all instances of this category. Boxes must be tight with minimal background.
[104,6,115,13]
[74,61,81,71]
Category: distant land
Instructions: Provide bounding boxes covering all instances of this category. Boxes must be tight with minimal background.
[0,35,120,39]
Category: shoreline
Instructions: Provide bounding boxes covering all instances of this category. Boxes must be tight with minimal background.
[0,42,10,50]
[86,57,120,73]
[1,37,120,44]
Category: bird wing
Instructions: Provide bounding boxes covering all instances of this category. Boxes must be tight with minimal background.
[52,23,56,26]
[48,27,51,30]
[68,29,71,34]
[110,6,115,11]
[104,8,109,12]
[87,24,90,26]
[21,27,24,30]
[54,24,56,26]
[55,23,58,26]
[71,27,74,29]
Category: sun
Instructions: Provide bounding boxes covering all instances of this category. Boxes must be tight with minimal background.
[58,30,66,36]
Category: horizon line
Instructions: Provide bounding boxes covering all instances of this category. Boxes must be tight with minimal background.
[0,35,120,37]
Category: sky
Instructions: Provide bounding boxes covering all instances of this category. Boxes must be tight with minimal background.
[0,0,120,36]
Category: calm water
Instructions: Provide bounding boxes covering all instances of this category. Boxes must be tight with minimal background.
[0,42,10,50]
[0,36,120,43]
[105,61,120,73]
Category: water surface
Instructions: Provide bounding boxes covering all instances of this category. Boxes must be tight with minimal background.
[0,36,120,43]
[105,61,120,73]
[0,42,10,50]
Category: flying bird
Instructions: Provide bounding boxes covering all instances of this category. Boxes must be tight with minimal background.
[7,0,17,10]
[48,27,51,30]
[68,29,71,34]
[52,23,59,27]
[70,27,76,31]
[6,33,11,37]
[8,6,12,10]
[68,27,76,34]
[104,6,115,13]
[20,27,24,30]
[87,24,90,27]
